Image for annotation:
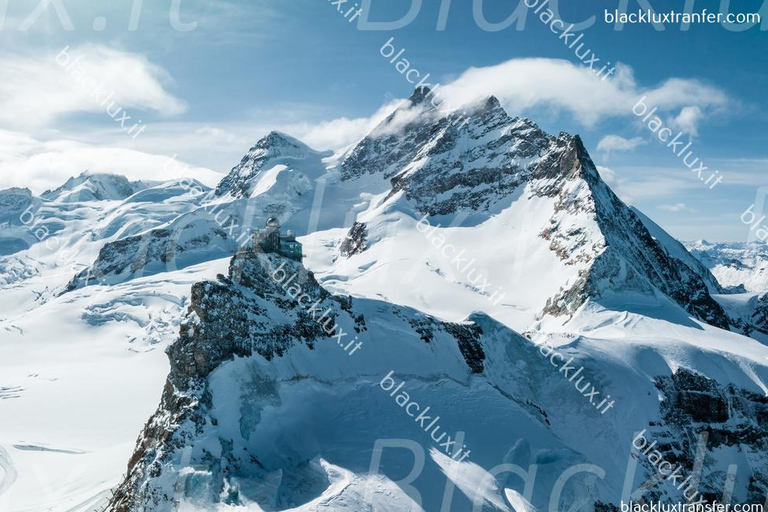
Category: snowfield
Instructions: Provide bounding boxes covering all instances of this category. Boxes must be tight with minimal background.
[1,92,767,511]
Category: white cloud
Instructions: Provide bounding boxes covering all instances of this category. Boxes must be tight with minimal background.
[289,59,730,152]
[281,100,403,150]
[106,121,259,172]
[597,135,646,153]
[0,44,187,128]
[597,164,710,203]
[438,59,729,128]
[670,105,704,136]
[658,203,697,213]
[0,130,221,194]
[595,165,711,206]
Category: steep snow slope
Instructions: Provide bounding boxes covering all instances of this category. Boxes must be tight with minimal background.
[0,177,230,511]
[71,90,731,337]
[108,252,768,511]
[3,88,768,511]
[215,131,332,200]
[299,89,728,335]
[632,208,723,294]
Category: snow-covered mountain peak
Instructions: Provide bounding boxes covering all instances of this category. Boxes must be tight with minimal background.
[407,85,436,106]
[5,87,768,512]
[348,93,504,160]
[461,94,512,121]
[107,249,768,512]
[255,131,314,157]
[295,90,731,332]
[0,187,39,230]
[339,90,556,217]
[41,171,151,203]
[0,187,34,209]
[214,131,330,199]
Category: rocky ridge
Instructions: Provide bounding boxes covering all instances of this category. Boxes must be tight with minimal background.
[108,250,490,510]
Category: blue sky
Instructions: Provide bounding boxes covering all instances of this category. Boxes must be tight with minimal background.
[0,0,766,241]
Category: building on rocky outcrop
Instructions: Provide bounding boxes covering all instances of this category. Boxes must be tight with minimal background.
[250,217,303,261]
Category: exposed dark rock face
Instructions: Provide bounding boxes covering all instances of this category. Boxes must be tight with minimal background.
[748,294,768,334]
[443,322,485,374]
[169,256,332,388]
[341,92,550,217]
[538,137,730,329]
[338,88,729,329]
[628,369,768,506]
[64,225,230,292]
[338,222,367,257]
[108,251,491,511]
[721,293,768,337]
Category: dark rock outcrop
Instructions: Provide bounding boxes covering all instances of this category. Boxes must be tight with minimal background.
[64,224,231,292]
[108,250,491,511]
[338,90,730,329]
[540,137,730,329]
[338,222,367,257]
[628,369,768,505]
